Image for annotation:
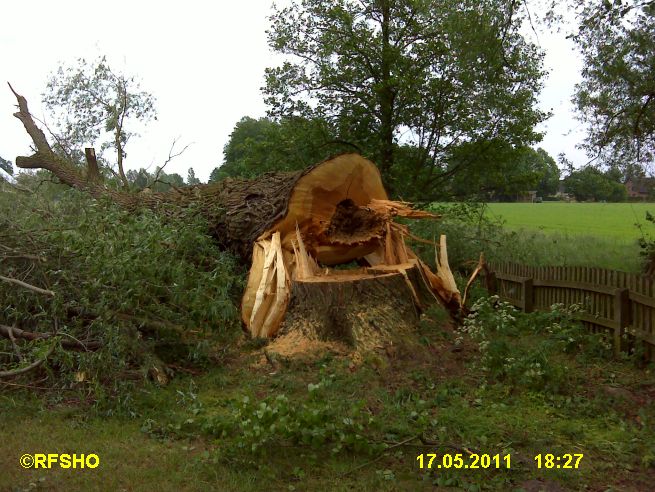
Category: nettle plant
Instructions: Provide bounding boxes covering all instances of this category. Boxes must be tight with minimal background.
[458,296,611,392]
[200,376,383,464]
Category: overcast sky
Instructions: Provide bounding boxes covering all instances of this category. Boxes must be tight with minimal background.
[1,1,588,182]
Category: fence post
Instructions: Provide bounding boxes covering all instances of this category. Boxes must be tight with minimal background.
[522,278,534,313]
[486,271,497,295]
[613,288,630,358]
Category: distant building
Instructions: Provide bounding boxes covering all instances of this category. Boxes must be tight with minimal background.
[625,178,655,201]
[555,180,574,202]
[516,190,538,203]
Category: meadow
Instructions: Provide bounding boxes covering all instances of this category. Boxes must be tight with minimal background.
[485,202,654,242]
[477,202,655,273]
[3,303,654,492]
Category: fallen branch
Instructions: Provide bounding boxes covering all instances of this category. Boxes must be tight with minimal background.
[0,275,55,297]
[0,324,101,351]
[0,254,46,262]
[166,363,203,376]
[0,380,57,391]
[0,342,56,378]
[341,435,419,477]
[6,325,22,362]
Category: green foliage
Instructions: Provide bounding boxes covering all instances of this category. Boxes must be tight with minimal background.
[42,55,157,181]
[186,167,201,186]
[534,148,562,197]
[0,155,12,177]
[264,0,547,196]
[0,184,243,403]
[126,167,186,191]
[458,297,612,393]
[210,116,344,181]
[564,166,627,202]
[197,376,382,464]
[571,0,655,169]
[637,210,655,274]
[446,142,560,201]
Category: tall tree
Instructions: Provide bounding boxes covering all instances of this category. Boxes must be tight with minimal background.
[534,148,560,197]
[564,166,627,202]
[42,56,157,187]
[186,167,201,186]
[209,116,348,181]
[446,142,559,200]
[126,167,185,191]
[264,0,547,195]
[571,0,655,169]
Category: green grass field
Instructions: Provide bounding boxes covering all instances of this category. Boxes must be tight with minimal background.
[485,202,654,243]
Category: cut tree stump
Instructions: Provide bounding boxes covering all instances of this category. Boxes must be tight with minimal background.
[280,267,424,352]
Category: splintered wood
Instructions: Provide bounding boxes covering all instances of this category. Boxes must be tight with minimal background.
[240,154,462,342]
[244,232,290,338]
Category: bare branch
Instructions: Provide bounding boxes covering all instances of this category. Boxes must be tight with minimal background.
[149,137,193,188]
[0,324,100,351]
[0,275,55,297]
[8,82,54,156]
[6,325,23,363]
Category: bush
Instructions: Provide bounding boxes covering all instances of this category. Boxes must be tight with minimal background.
[457,296,612,393]
[0,182,244,405]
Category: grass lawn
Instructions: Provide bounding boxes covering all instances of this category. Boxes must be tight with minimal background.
[474,202,655,272]
[2,310,655,492]
[485,202,654,243]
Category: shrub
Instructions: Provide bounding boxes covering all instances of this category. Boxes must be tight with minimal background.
[457,296,612,393]
[0,183,244,405]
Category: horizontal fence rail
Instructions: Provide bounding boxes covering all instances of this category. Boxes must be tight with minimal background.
[486,263,654,360]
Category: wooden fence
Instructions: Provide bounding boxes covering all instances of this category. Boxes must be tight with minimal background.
[485,263,655,360]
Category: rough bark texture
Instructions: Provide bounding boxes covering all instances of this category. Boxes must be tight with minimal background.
[279,271,420,353]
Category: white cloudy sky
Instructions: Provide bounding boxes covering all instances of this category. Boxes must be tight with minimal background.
[0,1,588,182]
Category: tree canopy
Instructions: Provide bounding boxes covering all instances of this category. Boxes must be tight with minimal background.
[43,56,157,187]
[564,166,627,202]
[125,167,185,192]
[571,0,655,170]
[209,116,352,181]
[186,167,201,186]
[447,142,560,201]
[264,0,548,195]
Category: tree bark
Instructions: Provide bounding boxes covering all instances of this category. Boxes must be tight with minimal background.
[378,0,396,181]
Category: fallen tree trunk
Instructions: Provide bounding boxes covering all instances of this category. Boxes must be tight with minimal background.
[9,86,461,354]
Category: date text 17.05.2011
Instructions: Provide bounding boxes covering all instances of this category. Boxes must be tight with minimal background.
[416,453,511,470]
